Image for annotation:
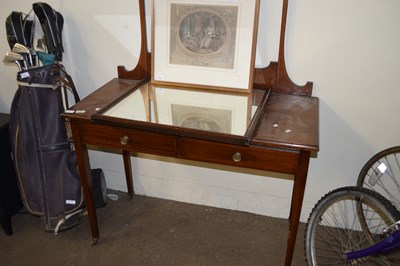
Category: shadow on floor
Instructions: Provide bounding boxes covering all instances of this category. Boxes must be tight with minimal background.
[0,191,307,265]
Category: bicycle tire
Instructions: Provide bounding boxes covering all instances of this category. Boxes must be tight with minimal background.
[305,186,400,265]
[357,146,400,210]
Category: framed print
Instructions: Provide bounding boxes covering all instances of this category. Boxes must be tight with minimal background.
[152,0,260,92]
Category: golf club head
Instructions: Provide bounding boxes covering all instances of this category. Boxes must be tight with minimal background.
[3,53,23,71]
[14,43,37,56]
[12,43,33,68]
[13,42,29,52]
[5,51,26,69]
[5,51,24,62]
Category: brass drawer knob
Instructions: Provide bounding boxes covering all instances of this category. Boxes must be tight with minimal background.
[232,152,241,162]
[120,135,129,145]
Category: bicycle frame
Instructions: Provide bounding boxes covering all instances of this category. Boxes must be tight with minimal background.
[345,229,400,261]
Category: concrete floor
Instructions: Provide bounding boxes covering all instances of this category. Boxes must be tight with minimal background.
[0,191,307,265]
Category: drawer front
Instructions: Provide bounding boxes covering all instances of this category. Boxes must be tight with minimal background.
[178,138,299,174]
[79,123,177,156]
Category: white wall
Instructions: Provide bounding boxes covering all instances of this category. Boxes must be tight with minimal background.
[1,0,399,222]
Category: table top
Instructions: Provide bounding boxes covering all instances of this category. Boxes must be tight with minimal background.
[63,78,319,152]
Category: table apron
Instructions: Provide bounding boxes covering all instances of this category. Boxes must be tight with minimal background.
[78,123,177,157]
[74,123,299,174]
[178,137,299,174]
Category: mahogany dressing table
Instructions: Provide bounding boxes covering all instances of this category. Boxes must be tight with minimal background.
[62,1,319,265]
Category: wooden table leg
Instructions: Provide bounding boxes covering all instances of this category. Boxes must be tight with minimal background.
[122,150,134,199]
[285,150,311,266]
[73,140,99,245]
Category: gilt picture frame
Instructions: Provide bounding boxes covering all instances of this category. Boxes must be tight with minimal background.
[152,0,260,92]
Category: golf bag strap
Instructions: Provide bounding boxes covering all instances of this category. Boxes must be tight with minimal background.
[60,67,80,103]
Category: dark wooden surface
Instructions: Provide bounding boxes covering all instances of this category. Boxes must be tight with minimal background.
[252,93,319,151]
[62,80,318,265]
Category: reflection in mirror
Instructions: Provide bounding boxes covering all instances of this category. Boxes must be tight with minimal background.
[103,83,151,122]
[153,87,254,135]
[103,84,260,136]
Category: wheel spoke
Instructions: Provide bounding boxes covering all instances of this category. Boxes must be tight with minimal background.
[305,187,400,265]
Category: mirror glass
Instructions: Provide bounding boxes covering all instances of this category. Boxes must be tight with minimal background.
[102,84,262,136]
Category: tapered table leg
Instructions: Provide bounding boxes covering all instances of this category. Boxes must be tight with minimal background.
[122,150,134,200]
[285,150,311,266]
[74,140,99,244]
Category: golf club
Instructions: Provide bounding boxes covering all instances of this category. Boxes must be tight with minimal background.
[12,43,34,68]
[3,52,24,71]
[6,51,28,70]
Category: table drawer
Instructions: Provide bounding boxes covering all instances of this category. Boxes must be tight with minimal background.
[79,123,177,156]
[178,138,299,174]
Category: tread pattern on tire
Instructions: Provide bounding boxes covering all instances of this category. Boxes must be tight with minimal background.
[304,186,400,265]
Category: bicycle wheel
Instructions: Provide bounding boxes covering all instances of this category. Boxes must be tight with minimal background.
[305,186,400,265]
[357,146,400,210]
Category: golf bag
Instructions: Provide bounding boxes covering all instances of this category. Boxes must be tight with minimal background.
[5,2,108,233]
[9,63,84,233]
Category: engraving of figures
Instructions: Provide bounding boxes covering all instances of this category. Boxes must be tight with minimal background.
[171,104,232,133]
[170,4,238,69]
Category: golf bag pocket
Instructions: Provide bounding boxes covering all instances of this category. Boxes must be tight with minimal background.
[9,63,83,233]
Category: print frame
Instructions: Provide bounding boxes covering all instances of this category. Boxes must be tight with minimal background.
[151,0,260,92]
